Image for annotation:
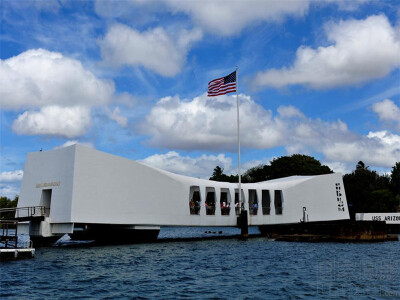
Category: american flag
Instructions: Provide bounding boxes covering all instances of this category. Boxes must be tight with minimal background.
[208,71,236,97]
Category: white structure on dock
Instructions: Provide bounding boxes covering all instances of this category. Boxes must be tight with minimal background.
[17,145,349,243]
[356,213,400,224]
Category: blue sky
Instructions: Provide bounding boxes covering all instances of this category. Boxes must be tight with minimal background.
[1,0,400,198]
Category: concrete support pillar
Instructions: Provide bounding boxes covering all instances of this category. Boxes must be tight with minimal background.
[238,209,248,239]
[215,188,221,217]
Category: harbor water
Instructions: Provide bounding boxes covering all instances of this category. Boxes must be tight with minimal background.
[1,227,399,299]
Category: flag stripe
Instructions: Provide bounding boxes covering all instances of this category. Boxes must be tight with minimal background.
[209,85,236,92]
[207,71,236,97]
[210,86,236,93]
[208,85,236,93]
[210,87,236,93]
[208,77,223,85]
[208,82,235,89]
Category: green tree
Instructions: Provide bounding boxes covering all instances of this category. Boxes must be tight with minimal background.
[390,162,400,197]
[356,161,367,170]
[209,166,238,183]
[369,190,398,212]
[343,161,398,217]
[240,154,333,183]
[211,154,333,183]
[267,154,333,180]
[241,165,269,183]
[211,166,224,179]
[0,196,18,219]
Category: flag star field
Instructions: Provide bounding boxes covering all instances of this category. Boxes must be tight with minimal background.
[0,0,399,198]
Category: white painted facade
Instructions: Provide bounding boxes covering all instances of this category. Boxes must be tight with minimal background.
[18,145,350,236]
[356,213,400,224]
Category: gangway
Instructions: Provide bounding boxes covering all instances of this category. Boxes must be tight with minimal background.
[0,206,47,222]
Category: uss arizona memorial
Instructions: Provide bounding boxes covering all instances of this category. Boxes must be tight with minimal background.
[17,145,349,243]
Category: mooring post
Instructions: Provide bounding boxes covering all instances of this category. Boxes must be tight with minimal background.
[239,209,248,239]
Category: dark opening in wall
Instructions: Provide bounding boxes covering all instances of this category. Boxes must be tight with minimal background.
[206,187,216,215]
[220,188,231,215]
[189,186,201,215]
[249,189,258,215]
[262,190,271,215]
[274,190,283,215]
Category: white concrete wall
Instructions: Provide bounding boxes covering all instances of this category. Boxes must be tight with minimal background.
[70,145,187,225]
[18,146,75,223]
[276,173,349,224]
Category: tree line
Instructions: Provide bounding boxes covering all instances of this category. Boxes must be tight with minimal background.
[0,196,19,219]
[210,154,400,216]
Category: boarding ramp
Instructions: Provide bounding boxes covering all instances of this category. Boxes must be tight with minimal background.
[0,206,47,222]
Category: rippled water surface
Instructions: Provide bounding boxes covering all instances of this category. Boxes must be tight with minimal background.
[1,228,399,299]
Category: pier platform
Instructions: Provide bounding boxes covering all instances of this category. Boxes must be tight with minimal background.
[0,248,35,261]
[260,220,399,242]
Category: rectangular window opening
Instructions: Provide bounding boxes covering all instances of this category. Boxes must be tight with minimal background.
[274,190,283,215]
[189,186,201,215]
[220,188,231,216]
[249,189,258,215]
[262,190,271,215]
[206,187,216,215]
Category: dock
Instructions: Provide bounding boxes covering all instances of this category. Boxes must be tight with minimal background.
[262,220,400,242]
[0,248,35,260]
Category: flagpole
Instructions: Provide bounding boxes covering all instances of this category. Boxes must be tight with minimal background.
[236,66,242,211]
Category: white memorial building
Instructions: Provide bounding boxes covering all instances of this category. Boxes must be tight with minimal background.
[17,145,350,243]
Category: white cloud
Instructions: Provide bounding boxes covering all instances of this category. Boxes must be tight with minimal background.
[141,93,348,151]
[0,170,23,182]
[0,183,20,199]
[0,49,126,137]
[163,0,310,36]
[0,49,115,110]
[12,106,91,138]
[372,99,400,130]
[109,107,128,127]
[322,131,400,168]
[140,151,270,179]
[253,15,400,89]
[95,1,372,37]
[277,105,304,118]
[323,161,351,175]
[0,170,23,198]
[99,24,202,76]
[95,0,309,36]
[141,94,282,150]
[140,151,232,179]
[141,93,400,169]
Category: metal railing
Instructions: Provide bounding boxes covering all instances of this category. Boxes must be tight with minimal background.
[0,206,47,220]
